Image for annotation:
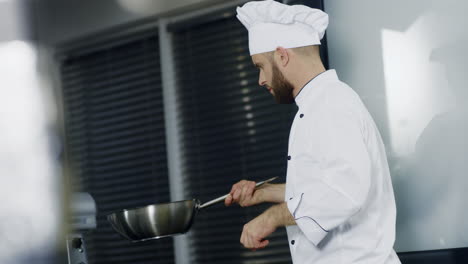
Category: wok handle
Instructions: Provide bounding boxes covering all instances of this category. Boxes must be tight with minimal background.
[198,176,278,210]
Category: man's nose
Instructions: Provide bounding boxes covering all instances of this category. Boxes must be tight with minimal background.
[258,72,266,87]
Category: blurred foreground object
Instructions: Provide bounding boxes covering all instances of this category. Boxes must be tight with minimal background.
[0,0,65,263]
[0,40,64,264]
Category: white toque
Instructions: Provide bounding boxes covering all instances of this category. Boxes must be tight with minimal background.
[236,0,329,55]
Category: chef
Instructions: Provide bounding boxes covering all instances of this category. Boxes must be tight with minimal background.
[224,1,401,263]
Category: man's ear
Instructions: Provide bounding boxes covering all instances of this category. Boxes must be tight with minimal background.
[275,46,289,67]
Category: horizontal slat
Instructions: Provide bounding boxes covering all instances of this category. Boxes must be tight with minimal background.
[64,65,161,89]
[92,191,170,206]
[172,22,245,47]
[89,174,163,190]
[61,55,161,84]
[88,132,165,150]
[61,39,159,73]
[65,115,165,138]
[65,76,162,101]
[59,29,159,60]
[89,103,163,121]
[173,37,248,60]
[63,73,162,101]
[90,184,167,199]
[88,154,167,172]
[174,51,252,74]
[85,113,164,132]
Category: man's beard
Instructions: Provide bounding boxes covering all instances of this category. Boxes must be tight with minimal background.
[271,63,295,104]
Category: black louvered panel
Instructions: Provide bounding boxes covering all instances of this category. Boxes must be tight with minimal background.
[60,32,174,264]
[171,7,296,264]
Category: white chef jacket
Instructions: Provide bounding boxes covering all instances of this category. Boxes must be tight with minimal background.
[285,70,401,264]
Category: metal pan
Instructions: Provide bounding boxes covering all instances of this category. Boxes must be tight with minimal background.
[107,177,278,242]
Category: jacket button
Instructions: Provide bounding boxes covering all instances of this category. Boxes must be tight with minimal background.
[287,155,291,160]
[300,114,304,118]
[289,197,293,200]
[291,240,295,245]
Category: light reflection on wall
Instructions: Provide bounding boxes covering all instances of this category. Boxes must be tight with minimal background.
[381,9,468,252]
[381,15,454,157]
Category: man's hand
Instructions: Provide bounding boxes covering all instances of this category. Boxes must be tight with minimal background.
[240,203,296,250]
[225,180,286,207]
[240,212,277,250]
[225,180,263,207]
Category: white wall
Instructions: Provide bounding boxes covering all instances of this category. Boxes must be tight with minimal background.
[325,0,468,252]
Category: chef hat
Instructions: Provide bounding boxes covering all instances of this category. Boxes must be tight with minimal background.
[236,0,329,55]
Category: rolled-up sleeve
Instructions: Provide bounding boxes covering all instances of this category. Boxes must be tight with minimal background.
[287,106,371,246]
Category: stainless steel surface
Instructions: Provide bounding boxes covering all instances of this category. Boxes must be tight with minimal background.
[107,177,278,241]
[108,200,197,241]
[67,193,96,264]
[66,234,90,264]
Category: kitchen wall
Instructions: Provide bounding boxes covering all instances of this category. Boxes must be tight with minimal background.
[34,0,468,256]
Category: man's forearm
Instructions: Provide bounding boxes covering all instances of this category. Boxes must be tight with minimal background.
[263,202,296,227]
[258,183,286,203]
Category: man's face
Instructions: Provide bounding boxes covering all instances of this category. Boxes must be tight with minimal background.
[252,54,295,104]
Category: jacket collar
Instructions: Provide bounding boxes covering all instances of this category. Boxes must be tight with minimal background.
[294,69,338,108]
